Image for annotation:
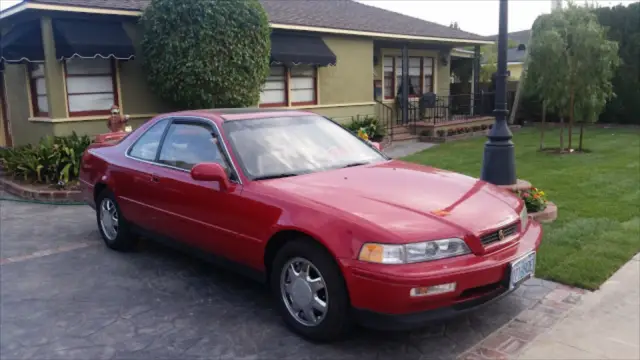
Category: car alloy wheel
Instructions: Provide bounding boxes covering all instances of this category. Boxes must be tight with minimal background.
[99,198,119,242]
[280,257,329,327]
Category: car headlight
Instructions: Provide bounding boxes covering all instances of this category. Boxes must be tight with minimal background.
[358,238,471,264]
[520,206,528,230]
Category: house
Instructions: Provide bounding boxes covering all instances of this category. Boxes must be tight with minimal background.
[0,0,492,146]
[483,30,531,81]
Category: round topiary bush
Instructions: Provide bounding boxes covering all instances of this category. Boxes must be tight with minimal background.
[140,0,271,109]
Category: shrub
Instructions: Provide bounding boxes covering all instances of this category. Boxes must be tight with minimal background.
[420,129,433,136]
[140,0,271,109]
[0,132,91,186]
[437,129,446,137]
[481,124,488,130]
[447,128,456,136]
[343,116,386,139]
[514,187,548,213]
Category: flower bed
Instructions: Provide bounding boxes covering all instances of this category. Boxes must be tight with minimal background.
[0,133,90,203]
[514,187,548,213]
[0,132,91,187]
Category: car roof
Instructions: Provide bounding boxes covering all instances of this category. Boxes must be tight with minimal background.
[158,108,316,123]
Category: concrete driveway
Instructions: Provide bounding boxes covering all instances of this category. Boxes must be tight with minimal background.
[0,195,558,360]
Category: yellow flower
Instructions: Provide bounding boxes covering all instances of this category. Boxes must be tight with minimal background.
[539,191,545,196]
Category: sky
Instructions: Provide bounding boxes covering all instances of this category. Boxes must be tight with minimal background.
[1,0,637,36]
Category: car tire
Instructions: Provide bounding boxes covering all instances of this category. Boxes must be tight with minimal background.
[270,238,353,342]
[96,189,137,251]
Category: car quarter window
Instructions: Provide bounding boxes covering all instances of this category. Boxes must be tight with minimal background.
[158,122,230,171]
[128,119,169,161]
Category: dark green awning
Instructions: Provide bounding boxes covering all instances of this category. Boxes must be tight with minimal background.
[0,20,45,63]
[53,19,135,60]
[270,33,336,67]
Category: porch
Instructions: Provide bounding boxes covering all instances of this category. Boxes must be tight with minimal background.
[375,91,501,142]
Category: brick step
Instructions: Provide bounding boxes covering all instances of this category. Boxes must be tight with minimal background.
[391,133,419,142]
[389,126,413,135]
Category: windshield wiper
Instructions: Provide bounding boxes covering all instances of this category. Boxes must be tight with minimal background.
[253,173,301,181]
[340,161,371,168]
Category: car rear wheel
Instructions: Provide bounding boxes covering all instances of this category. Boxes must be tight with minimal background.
[96,190,137,251]
[270,239,353,342]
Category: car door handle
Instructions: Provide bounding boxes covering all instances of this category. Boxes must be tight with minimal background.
[150,174,160,183]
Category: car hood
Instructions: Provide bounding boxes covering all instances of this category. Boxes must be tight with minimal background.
[263,160,521,242]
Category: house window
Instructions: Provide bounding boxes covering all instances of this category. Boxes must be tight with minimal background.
[259,66,287,107]
[29,63,48,117]
[259,65,318,107]
[383,55,435,99]
[290,65,316,106]
[64,58,117,116]
[383,57,394,99]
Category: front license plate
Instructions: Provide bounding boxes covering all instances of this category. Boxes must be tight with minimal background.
[510,251,536,289]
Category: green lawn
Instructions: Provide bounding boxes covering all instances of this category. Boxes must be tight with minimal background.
[402,127,640,290]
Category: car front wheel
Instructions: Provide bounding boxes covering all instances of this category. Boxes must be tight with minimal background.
[270,239,353,342]
[96,190,137,251]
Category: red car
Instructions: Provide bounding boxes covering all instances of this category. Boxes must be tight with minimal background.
[80,109,541,342]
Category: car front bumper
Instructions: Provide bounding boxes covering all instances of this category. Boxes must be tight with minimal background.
[342,221,543,331]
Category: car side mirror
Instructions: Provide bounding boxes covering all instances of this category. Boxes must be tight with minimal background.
[190,162,230,191]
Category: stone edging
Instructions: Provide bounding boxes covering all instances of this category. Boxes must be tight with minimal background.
[0,176,83,203]
[459,284,588,359]
[418,125,522,143]
[530,202,557,223]
[497,179,558,224]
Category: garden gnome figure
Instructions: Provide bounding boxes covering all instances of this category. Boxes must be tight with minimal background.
[107,105,128,133]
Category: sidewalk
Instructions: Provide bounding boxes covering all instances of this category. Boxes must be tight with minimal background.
[518,253,640,359]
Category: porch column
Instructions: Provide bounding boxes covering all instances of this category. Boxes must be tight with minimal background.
[40,16,67,119]
[472,45,480,116]
[401,44,409,124]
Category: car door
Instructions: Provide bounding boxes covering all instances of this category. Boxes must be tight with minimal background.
[116,118,170,230]
[149,118,250,262]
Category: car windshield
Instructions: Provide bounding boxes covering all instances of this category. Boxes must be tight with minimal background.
[222,115,387,180]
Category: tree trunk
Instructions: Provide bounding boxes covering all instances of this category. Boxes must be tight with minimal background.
[579,122,585,151]
[568,87,574,151]
[540,102,546,151]
[559,116,565,152]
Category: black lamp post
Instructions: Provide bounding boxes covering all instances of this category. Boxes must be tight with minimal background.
[480,0,516,185]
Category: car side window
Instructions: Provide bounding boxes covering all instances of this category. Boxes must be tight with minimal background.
[128,119,169,161]
[158,122,230,171]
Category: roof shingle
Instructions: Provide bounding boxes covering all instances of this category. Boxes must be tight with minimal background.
[20,0,486,41]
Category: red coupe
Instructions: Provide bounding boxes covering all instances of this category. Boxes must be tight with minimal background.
[80,109,541,341]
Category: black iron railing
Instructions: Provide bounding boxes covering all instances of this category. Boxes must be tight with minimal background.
[374,100,395,139]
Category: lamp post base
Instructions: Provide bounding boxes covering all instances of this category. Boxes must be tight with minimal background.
[480,141,516,185]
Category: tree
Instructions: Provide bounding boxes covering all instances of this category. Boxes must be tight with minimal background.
[525,1,619,152]
[593,3,640,125]
[527,15,570,151]
[140,0,271,109]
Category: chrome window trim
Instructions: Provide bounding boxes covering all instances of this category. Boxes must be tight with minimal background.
[124,115,243,185]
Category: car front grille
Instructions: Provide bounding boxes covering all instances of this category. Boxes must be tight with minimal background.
[480,222,519,246]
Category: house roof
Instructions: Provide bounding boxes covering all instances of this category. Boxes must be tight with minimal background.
[484,30,531,46]
[2,0,490,43]
[482,30,531,64]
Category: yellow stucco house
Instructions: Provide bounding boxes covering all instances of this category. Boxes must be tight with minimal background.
[0,0,491,146]
[482,30,530,81]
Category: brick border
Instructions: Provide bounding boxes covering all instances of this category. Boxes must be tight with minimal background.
[418,125,522,143]
[459,285,587,359]
[0,176,83,204]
